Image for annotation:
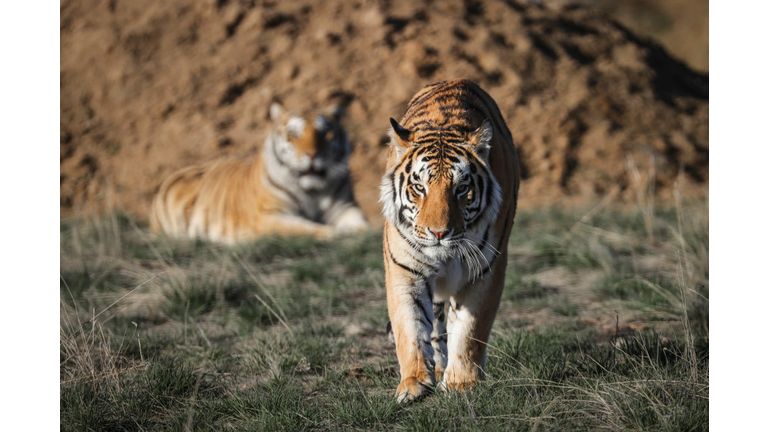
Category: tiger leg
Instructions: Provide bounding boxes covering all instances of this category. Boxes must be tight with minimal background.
[442,249,507,390]
[386,269,436,403]
[260,215,335,239]
[431,301,448,381]
[330,206,368,234]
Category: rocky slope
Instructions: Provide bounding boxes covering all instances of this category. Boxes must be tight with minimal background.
[61,0,708,222]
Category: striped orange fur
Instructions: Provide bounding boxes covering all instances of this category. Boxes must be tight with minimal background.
[380,79,520,402]
[150,103,368,243]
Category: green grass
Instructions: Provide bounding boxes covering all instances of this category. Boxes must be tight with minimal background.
[60,199,708,431]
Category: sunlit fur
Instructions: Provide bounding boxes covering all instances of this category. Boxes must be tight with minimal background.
[379,79,520,402]
[150,103,368,244]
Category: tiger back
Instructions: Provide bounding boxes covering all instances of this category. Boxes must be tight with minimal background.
[380,79,520,402]
[150,103,368,243]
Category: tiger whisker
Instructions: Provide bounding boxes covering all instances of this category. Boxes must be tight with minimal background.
[460,237,492,281]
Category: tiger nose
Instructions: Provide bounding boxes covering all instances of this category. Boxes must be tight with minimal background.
[429,228,450,240]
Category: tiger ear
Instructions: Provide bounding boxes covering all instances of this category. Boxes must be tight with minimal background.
[389,118,415,157]
[326,104,345,123]
[468,119,493,159]
[269,102,285,122]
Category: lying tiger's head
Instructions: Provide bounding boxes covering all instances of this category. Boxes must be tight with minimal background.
[268,102,351,191]
[380,118,502,260]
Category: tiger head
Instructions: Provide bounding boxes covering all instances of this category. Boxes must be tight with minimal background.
[380,118,502,260]
[267,102,351,191]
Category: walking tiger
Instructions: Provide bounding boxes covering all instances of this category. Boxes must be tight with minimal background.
[380,79,520,402]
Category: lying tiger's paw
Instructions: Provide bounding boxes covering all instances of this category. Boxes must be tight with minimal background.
[315,226,336,240]
[396,377,432,403]
[333,209,369,235]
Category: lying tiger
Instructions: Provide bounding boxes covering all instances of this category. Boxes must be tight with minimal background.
[150,103,368,243]
[380,79,520,402]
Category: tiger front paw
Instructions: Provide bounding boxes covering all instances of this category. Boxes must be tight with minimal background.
[440,378,477,392]
[441,366,479,392]
[395,376,432,403]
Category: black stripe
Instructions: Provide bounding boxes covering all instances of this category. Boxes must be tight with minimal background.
[420,315,433,329]
[451,145,472,160]
[385,230,425,278]
[479,225,491,250]
[405,87,442,115]
[413,294,432,323]
[395,224,424,252]
[434,302,445,321]
[415,131,463,141]
[476,176,485,206]
[410,254,438,273]
[390,170,398,213]
[391,226,440,274]
[264,173,305,216]
[432,96,485,116]
[390,252,426,279]
[387,231,430,279]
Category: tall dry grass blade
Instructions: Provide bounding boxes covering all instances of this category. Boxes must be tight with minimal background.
[233,252,294,337]
[90,271,166,324]
[676,252,698,382]
[568,184,621,235]
[625,153,656,243]
[674,179,693,282]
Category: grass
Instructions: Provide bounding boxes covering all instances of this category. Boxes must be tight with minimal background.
[60,197,708,431]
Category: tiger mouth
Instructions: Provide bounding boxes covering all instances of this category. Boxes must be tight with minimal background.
[415,235,465,247]
[299,166,326,177]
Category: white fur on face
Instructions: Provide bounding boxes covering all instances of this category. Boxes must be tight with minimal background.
[286,117,306,137]
[299,175,325,190]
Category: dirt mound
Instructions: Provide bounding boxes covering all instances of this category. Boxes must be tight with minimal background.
[61,0,708,223]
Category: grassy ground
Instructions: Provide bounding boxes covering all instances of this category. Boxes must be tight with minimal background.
[60,198,708,431]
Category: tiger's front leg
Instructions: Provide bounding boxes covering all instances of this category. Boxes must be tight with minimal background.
[443,250,507,390]
[385,264,436,403]
[431,301,448,381]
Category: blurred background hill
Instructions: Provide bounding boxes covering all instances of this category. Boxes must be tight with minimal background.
[60,0,709,223]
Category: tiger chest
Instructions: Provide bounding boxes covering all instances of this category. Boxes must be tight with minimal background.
[433,258,465,300]
[293,194,335,223]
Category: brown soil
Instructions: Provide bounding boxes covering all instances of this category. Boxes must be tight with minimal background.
[61,0,708,224]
